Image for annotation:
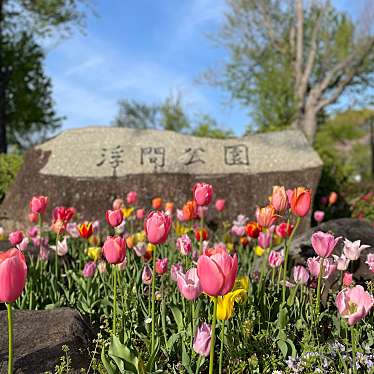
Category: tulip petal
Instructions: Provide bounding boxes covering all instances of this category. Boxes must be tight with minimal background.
[197,255,224,296]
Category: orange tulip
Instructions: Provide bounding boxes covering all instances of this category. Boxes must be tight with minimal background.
[255,205,277,227]
[290,187,311,217]
[152,197,162,210]
[183,200,197,221]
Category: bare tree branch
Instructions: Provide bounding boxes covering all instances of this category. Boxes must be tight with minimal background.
[295,0,304,92]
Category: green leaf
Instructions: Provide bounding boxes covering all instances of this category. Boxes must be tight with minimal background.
[171,306,184,332]
[109,336,139,373]
[277,339,288,358]
[101,346,118,374]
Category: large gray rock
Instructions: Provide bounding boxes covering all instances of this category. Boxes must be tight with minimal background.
[0,127,322,230]
[0,308,93,373]
[290,218,374,280]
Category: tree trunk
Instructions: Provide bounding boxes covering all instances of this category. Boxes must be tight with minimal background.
[301,107,317,144]
[0,0,7,154]
[370,117,374,178]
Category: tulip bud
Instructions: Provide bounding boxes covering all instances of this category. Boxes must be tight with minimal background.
[9,231,24,246]
[171,263,183,282]
[313,210,325,223]
[246,221,261,239]
[103,236,126,264]
[29,195,48,214]
[255,205,277,227]
[105,209,124,227]
[342,272,353,287]
[144,211,172,245]
[268,250,284,268]
[271,186,288,212]
[155,258,168,275]
[152,197,162,210]
[290,187,311,217]
[127,191,138,205]
[292,265,309,284]
[112,198,124,210]
[193,183,213,206]
[142,265,152,285]
[82,261,96,278]
[176,234,192,256]
[136,208,145,220]
[193,323,212,357]
[215,199,225,212]
[195,228,208,242]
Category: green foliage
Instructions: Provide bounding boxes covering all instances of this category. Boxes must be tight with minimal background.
[191,114,234,139]
[159,94,190,133]
[0,153,23,201]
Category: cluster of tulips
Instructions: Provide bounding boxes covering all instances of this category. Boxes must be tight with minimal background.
[0,182,373,373]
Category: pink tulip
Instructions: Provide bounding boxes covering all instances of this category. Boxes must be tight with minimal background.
[292,265,309,284]
[117,258,127,271]
[144,211,172,245]
[176,234,192,256]
[311,231,341,258]
[155,258,168,275]
[133,242,146,257]
[66,222,80,238]
[136,209,145,220]
[112,198,124,210]
[0,248,27,303]
[336,285,374,325]
[28,212,39,223]
[176,209,185,222]
[197,206,208,219]
[29,195,48,214]
[342,272,353,287]
[231,225,246,237]
[313,210,325,223]
[97,261,107,274]
[127,191,138,205]
[193,322,211,357]
[171,263,183,282]
[39,245,49,261]
[275,222,293,239]
[271,186,288,212]
[255,205,277,228]
[54,237,68,256]
[332,254,350,271]
[343,238,370,261]
[142,265,152,285]
[103,236,126,265]
[177,268,202,300]
[82,261,96,278]
[307,256,337,279]
[193,183,213,206]
[215,199,225,212]
[9,231,24,246]
[17,237,29,251]
[105,209,124,227]
[290,187,311,217]
[268,250,284,268]
[197,247,238,296]
[258,230,272,249]
[28,226,39,238]
[366,253,374,272]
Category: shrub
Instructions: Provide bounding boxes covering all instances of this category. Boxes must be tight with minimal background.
[0,153,23,202]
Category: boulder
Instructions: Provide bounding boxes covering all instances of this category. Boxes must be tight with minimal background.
[0,308,93,373]
[0,127,322,231]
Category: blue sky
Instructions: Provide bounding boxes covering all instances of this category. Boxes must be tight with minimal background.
[44,0,363,136]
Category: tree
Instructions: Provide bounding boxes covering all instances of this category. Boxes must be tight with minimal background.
[206,0,374,143]
[0,0,92,153]
[159,94,190,133]
[191,114,234,139]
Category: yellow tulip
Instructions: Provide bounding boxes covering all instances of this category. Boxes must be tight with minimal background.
[147,243,156,253]
[175,222,190,236]
[216,288,247,320]
[122,207,135,219]
[226,242,234,252]
[87,246,102,261]
[135,231,146,243]
[254,245,265,257]
[235,275,250,291]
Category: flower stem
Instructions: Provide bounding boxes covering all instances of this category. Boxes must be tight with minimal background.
[112,266,117,335]
[55,233,60,279]
[7,303,13,374]
[219,320,225,374]
[209,297,218,374]
[199,215,204,254]
[151,246,157,354]
[282,217,300,303]
[351,326,357,374]
[315,257,325,317]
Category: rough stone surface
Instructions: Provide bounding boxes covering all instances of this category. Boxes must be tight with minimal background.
[290,218,374,281]
[0,308,93,374]
[0,127,322,230]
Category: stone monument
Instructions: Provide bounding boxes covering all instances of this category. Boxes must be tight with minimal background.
[0,127,323,230]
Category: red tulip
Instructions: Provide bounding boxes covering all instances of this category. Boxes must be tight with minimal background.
[195,228,208,242]
[79,222,94,239]
[144,211,172,245]
[197,247,238,296]
[246,221,261,239]
[28,212,39,223]
[103,236,126,264]
[29,196,48,214]
[0,248,27,303]
[105,209,123,227]
[193,183,213,206]
[290,187,311,217]
[275,223,293,239]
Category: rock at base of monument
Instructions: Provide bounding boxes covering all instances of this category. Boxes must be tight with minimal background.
[0,308,93,374]
[290,218,374,281]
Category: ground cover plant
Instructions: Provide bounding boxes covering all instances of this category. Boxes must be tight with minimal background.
[0,184,373,373]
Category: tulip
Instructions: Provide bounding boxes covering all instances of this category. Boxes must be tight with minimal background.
[126,191,137,205]
[246,221,261,239]
[144,210,172,245]
[177,268,201,300]
[105,209,124,227]
[258,231,272,249]
[290,187,311,217]
[103,236,126,264]
[39,245,49,261]
[336,285,374,325]
[254,246,265,257]
[82,261,96,278]
[215,199,225,212]
[17,237,29,252]
[55,237,68,256]
[28,212,39,223]
[165,202,174,213]
[29,195,48,214]
[314,210,325,223]
[233,214,248,227]
[255,205,277,227]
[152,197,162,210]
[231,225,246,237]
[78,222,94,239]
[136,208,145,220]
[122,207,134,219]
[271,186,288,212]
[8,231,23,246]
[193,323,212,357]
[343,238,370,261]
[195,228,208,242]
[311,231,341,258]
[275,223,293,239]
[343,272,353,287]
[114,221,126,235]
[176,209,185,222]
[134,242,147,257]
[366,253,374,272]
[176,234,192,256]
[155,258,168,275]
[307,256,337,279]
[142,265,153,285]
[292,265,309,284]
[216,288,247,321]
[0,248,27,303]
[183,200,198,221]
[197,247,238,296]
[97,261,107,274]
[329,191,338,206]
[126,235,135,249]
[87,246,102,261]
[66,222,80,238]
[197,206,208,220]
[193,182,213,206]
[117,258,127,271]
[53,206,75,223]
[112,198,124,210]
[332,254,350,271]
[268,250,284,268]
[171,263,183,282]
